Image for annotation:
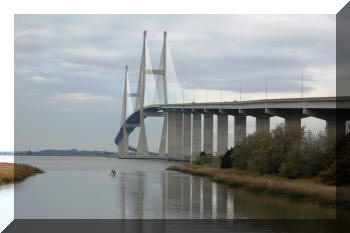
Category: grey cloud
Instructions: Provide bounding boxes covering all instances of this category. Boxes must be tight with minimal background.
[14,14,335,151]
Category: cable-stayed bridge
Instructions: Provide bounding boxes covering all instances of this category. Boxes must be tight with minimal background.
[115,31,350,160]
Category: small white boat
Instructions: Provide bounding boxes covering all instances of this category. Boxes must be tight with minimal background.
[109,169,116,176]
[109,168,120,176]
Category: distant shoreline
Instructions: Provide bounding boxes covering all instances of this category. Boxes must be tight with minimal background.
[12,154,118,158]
[1,149,117,157]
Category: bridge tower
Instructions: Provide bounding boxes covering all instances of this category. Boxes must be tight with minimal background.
[158,31,168,158]
[118,31,168,157]
[119,65,131,157]
[136,31,149,156]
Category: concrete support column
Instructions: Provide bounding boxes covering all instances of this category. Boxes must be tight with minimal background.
[175,111,183,161]
[137,121,148,156]
[285,115,301,127]
[167,111,177,160]
[336,117,346,135]
[204,113,213,155]
[119,135,128,157]
[217,114,228,156]
[326,119,336,136]
[234,116,246,145]
[183,113,192,161]
[120,127,129,157]
[256,116,270,133]
[192,113,202,161]
[159,113,168,158]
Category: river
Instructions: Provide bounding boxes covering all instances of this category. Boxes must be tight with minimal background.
[11,155,336,220]
[0,155,14,232]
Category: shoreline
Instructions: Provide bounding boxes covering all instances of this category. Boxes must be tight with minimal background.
[167,165,339,206]
[0,163,44,186]
[11,154,117,158]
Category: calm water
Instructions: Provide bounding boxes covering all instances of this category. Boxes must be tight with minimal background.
[13,155,336,219]
[0,155,14,232]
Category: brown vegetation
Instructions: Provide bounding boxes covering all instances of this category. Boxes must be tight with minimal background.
[167,165,337,205]
[0,163,43,185]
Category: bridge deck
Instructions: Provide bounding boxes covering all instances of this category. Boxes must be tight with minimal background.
[115,96,349,146]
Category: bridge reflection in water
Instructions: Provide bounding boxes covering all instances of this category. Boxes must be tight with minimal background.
[117,171,335,219]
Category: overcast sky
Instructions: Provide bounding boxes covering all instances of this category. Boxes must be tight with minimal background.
[14,14,336,152]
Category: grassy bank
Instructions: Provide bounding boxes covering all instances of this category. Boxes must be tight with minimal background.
[0,162,43,185]
[167,165,337,205]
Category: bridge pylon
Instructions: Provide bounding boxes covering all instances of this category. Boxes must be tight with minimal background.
[158,31,168,158]
[136,31,149,156]
[121,31,169,158]
[119,65,131,157]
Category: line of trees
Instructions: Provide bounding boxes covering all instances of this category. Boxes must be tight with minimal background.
[219,123,349,186]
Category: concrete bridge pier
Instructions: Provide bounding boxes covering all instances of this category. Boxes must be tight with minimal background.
[175,111,184,161]
[167,110,184,161]
[238,109,270,134]
[302,108,348,135]
[234,116,246,145]
[326,119,337,136]
[217,114,228,156]
[168,110,186,161]
[159,113,168,159]
[327,117,347,135]
[136,121,148,156]
[192,113,202,161]
[303,108,334,136]
[336,117,347,135]
[119,129,129,157]
[266,109,302,128]
[256,116,270,133]
[183,112,192,161]
[333,109,350,135]
[167,110,177,160]
[204,113,213,155]
[285,115,302,127]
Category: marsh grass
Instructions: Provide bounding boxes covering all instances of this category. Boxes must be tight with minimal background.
[167,165,337,205]
[0,162,43,185]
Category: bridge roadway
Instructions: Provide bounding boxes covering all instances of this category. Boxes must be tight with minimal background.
[115,96,350,160]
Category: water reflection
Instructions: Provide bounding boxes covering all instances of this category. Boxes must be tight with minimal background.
[116,171,335,219]
[13,156,336,219]
[227,189,234,219]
